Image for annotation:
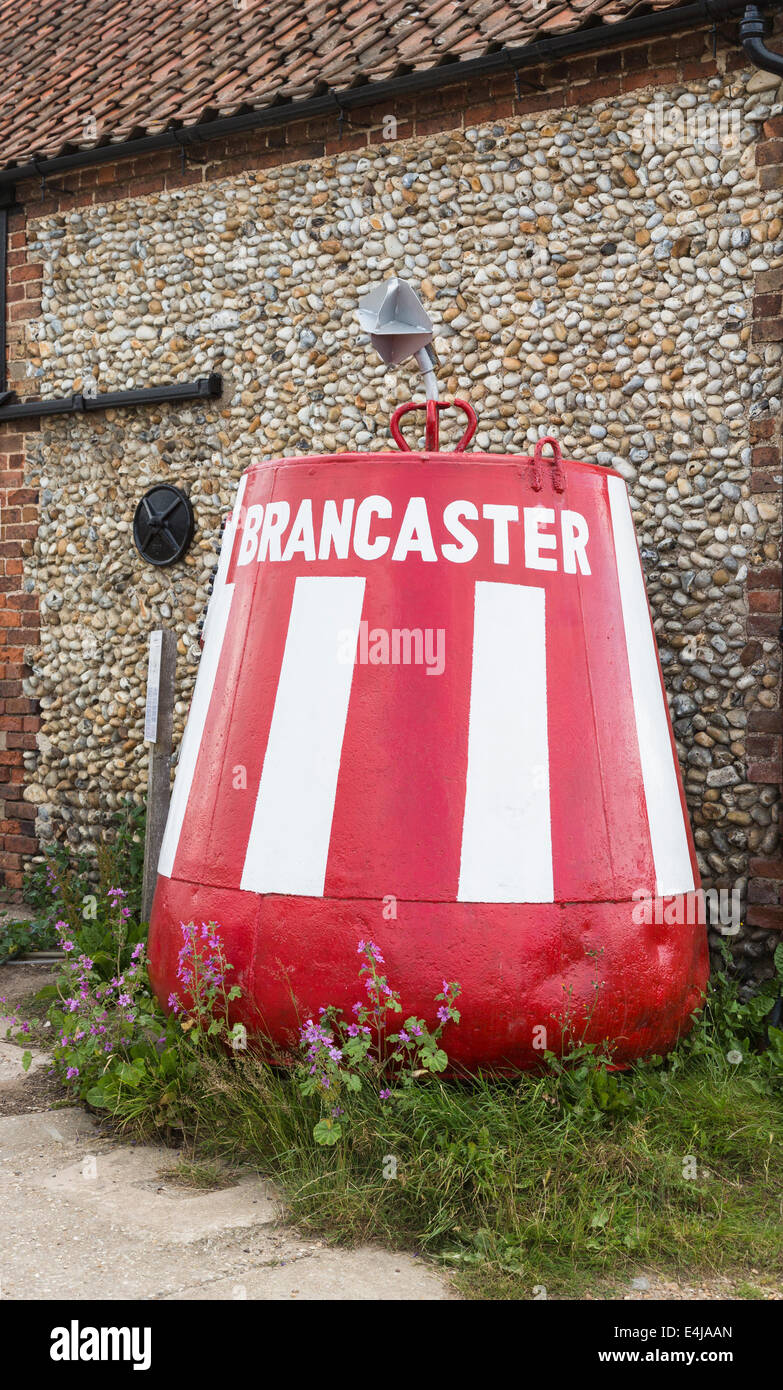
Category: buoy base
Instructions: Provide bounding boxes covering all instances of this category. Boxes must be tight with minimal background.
[148,878,709,1072]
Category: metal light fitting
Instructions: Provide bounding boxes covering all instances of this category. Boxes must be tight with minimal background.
[357,277,440,400]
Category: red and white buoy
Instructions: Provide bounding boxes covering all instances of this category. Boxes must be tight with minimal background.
[148,281,707,1070]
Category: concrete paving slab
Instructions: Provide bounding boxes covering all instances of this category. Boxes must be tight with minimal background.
[41,1147,281,1243]
[0,1105,455,1300]
[0,1032,49,1084]
[0,1106,97,1158]
[0,1197,314,1300]
[168,1246,454,1300]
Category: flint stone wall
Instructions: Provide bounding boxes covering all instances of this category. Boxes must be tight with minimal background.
[17,65,783,979]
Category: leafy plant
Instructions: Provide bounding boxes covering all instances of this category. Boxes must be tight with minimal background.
[0,915,60,964]
[21,804,146,980]
[544,1044,637,1117]
[21,838,87,924]
[670,942,783,1088]
[167,920,245,1053]
[297,940,461,1145]
[36,901,167,1102]
[17,915,246,1130]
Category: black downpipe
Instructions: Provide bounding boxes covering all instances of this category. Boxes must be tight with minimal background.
[740,2,783,71]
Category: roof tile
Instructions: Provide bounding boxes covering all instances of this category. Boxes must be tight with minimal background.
[0,0,699,169]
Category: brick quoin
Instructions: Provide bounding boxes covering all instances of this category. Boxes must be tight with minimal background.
[0,407,40,892]
[747,117,783,933]
[0,204,41,890]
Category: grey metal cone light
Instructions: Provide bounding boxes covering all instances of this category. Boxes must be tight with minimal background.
[357,277,439,399]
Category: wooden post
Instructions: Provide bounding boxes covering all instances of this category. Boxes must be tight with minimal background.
[141,627,177,922]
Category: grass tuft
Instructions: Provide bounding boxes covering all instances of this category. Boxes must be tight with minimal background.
[110,1029,783,1299]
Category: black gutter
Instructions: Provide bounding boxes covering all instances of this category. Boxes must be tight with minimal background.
[0,0,767,189]
[740,1,783,69]
[0,373,222,422]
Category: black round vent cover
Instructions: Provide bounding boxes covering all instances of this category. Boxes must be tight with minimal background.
[133,484,195,567]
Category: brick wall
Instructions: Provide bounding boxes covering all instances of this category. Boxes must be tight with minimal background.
[0,429,40,893]
[747,112,783,930]
[0,207,41,892]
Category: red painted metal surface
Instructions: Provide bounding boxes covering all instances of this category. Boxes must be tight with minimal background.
[390,398,477,452]
[148,413,708,1070]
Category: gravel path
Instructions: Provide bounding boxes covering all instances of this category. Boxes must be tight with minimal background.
[611,1273,780,1300]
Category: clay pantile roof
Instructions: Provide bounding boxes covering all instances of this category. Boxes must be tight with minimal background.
[0,0,711,170]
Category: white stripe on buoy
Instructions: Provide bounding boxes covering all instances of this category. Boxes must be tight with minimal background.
[458,581,554,904]
[240,575,366,896]
[158,474,248,879]
[607,474,695,898]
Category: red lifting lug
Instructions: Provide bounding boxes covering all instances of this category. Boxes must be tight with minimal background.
[390,398,478,453]
[531,435,566,494]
